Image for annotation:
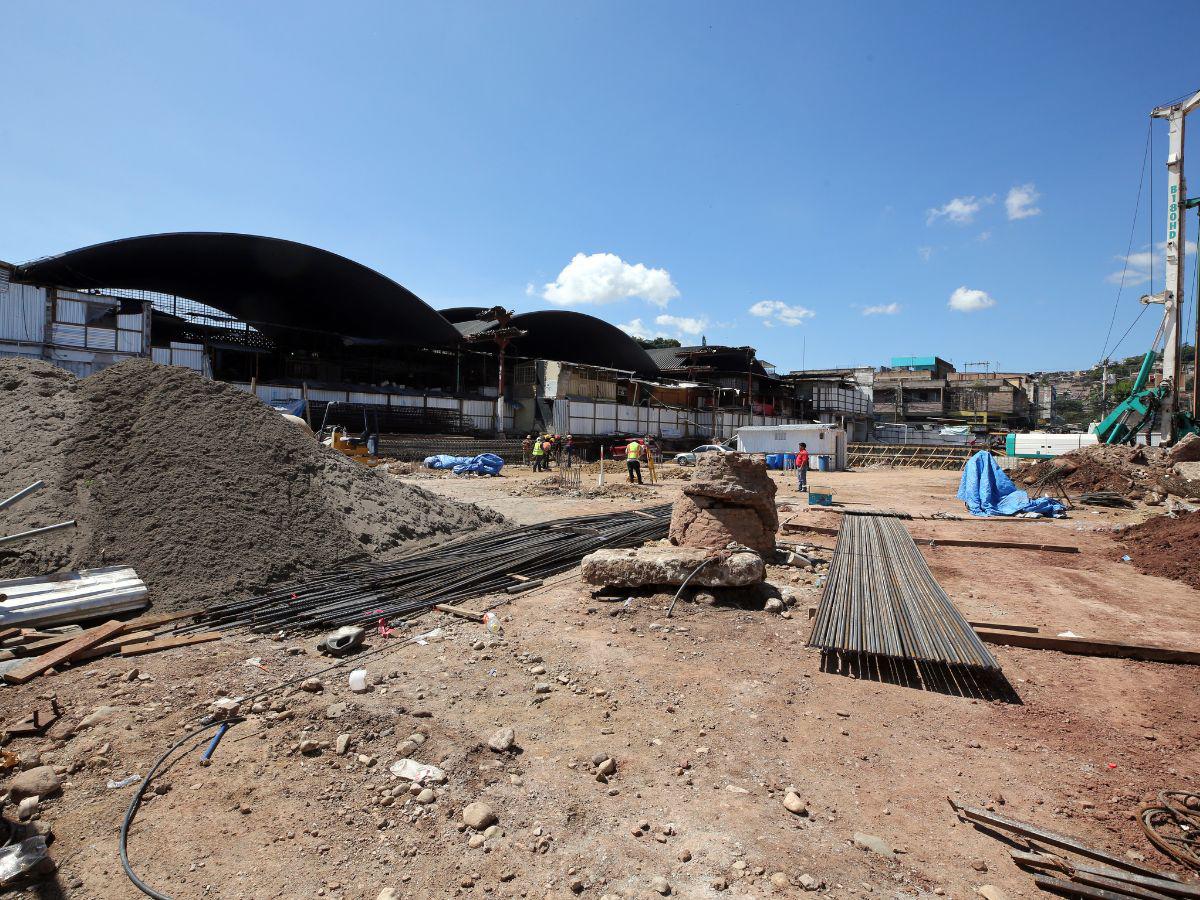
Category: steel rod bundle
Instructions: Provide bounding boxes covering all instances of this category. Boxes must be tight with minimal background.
[807,513,999,670]
[188,505,672,634]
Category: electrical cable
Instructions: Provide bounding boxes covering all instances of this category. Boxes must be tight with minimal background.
[1099,122,1152,364]
[119,620,466,898]
[664,548,761,618]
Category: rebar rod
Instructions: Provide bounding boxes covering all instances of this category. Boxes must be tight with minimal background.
[807,514,998,670]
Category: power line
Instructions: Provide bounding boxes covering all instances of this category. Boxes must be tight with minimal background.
[1099,122,1152,363]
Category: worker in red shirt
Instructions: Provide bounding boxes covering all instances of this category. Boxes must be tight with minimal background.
[795,442,810,491]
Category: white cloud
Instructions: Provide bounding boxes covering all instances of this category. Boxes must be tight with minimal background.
[1106,240,1197,286]
[926,194,994,226]
[1005,183,1041,220]
[948,286,996,312]
[618,313,709,341]
[976,231,992,242]
[655,313,707,336]
[748,300,815,327]
[617,318,656,340]
[862,302,901,316]
[917,246,934,262]
[541,252,679,307]
[524,282,536,296]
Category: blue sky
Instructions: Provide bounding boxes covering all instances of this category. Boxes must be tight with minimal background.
[2,1,1199,373]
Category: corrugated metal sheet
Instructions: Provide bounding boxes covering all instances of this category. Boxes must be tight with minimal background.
[117,330,142,353]
[308,389,345,402]
[0,282,46,342]
[117,313,143,331]
[55,298,86,325]
[349,392,387,405]
[171,349,204,371]
[51,323,86,347]
[86,327,117,350]
[151,347,171,364]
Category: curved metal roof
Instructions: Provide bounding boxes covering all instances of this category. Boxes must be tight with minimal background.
[508,311,659,374]
[15,232,461,347]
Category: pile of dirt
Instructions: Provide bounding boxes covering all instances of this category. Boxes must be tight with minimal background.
[1013,443,1200,501]
[0,358,504,610]
[1119,511,1200,590]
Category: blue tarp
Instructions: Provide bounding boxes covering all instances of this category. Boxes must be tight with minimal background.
[423,453,504,476]
[957,451,1064,517]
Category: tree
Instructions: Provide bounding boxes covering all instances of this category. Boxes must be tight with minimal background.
[636,337,681,349]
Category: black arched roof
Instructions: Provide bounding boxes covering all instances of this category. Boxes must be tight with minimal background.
[439,306,493,324]
[508,311,659,374]
[15,232,461,347]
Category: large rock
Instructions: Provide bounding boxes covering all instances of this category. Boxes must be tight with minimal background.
[581,547,765,587]
[1175,460,1200,481]
[1170,432,1200,463]
[669,453,777,553]
[669,495,776,554]
[7,766,61,801]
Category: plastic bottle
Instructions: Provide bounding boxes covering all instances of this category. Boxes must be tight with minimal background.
[482,612,503,636]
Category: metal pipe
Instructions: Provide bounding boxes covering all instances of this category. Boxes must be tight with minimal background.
[0,480,45,513]
[0,519,77,547]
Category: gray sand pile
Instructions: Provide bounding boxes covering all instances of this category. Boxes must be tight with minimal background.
[0,358,504,610]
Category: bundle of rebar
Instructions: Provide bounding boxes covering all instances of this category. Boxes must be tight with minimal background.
[187,505,671,634]
[807,513,999,670]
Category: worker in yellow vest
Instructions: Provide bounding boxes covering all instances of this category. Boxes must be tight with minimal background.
[625,439,643,484]
[531,436,546,472]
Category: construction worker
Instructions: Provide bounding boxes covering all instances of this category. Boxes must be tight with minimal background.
[541,435,555,470]
[522,434,533,466]
[531,435,546,472]
[565,434,575,467]
[626,438,644,484]
[796,441,810,491]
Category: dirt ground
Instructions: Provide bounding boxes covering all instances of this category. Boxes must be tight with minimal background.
[3,465,1198,899]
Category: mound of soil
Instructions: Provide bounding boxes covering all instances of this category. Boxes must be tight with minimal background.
[1013,443,1200,500]
[1120,511,1200,590]
[0,358,504,610]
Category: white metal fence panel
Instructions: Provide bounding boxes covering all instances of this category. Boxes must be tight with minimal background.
[85,327,117,350]
[0,283,46,342]
[117,330,142,353]
[55,299,86,325]
[51,323,86,347]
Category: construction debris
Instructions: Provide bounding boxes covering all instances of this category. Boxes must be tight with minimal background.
[952,798,1199,897]
[1140,790,1200,871]
[1014,442,1200,502]
[807,513,999,670]
[0,566,148,629]
[973,628,1200,665]
[670,453,778,553]
[581,546,765,588]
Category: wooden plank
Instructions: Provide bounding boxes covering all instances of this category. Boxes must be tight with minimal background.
[120,631,222,656]
[3,619,126,683]
[73,630,157,662]
[913,537,1079,553]
[975,629,1200,665]
[0,627,21,643]
[434,603,485,620]
[780,522,839,536]
[119,607,203,631]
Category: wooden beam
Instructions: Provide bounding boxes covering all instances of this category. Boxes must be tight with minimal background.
[780,522,839,536]
[914,537,1079,553]
[975,629,1200,665]
[3,619,127,683]
[120,631,223,656]
[73,630,157,662]
[435,603,485,620]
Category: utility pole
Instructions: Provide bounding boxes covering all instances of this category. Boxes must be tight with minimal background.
[1151,88,1200,442]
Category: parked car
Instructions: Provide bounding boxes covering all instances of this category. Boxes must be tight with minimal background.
[672,443,733,466]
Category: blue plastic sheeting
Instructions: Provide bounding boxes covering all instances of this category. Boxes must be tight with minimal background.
[423,453,504,476]
[764,453,796,470]
[957,450,1064,517]
[452,453,504,476]
[424,455,470,469]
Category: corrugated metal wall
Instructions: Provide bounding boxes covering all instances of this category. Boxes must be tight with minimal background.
[0,282,46,343]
